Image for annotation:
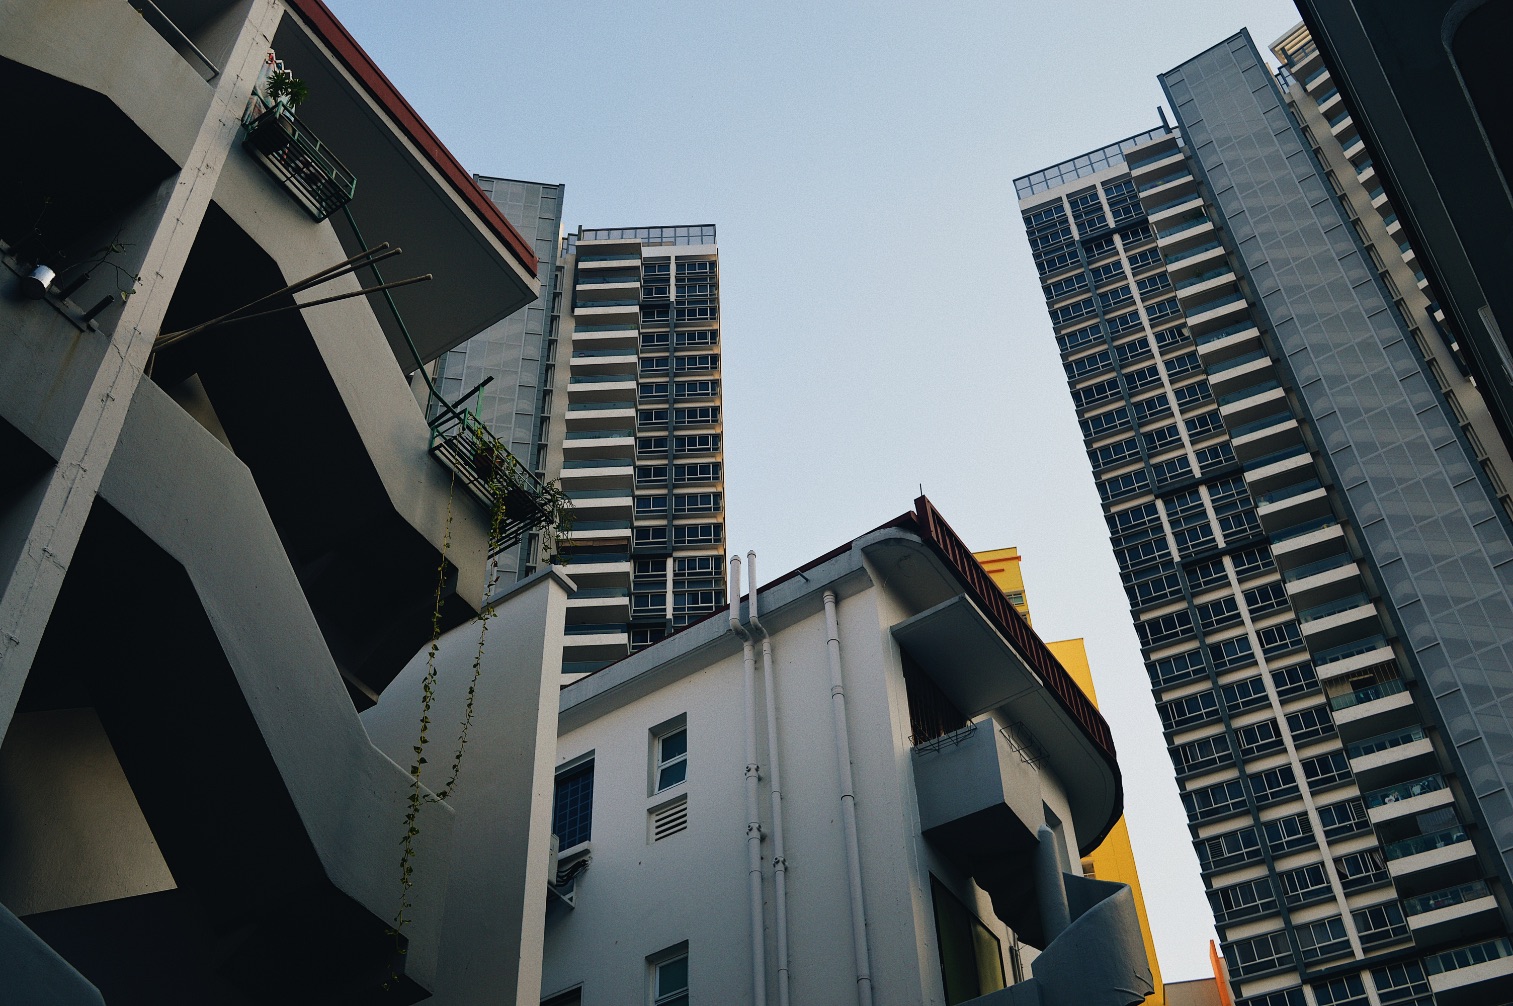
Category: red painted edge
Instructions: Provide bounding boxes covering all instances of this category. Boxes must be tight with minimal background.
[909,495,1119,765]
[283,0,539,278]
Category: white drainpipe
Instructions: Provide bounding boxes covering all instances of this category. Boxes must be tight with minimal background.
[731,555,768,1006]
[747,552,791,1006]
[823,589,874,1006]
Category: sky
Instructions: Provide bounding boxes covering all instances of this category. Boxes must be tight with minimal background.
[327,0,1307,982]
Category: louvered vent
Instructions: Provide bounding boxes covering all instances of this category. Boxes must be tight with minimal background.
[650,796,688,842]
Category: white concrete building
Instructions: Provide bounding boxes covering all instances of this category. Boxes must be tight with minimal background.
[540,497,1150,1006]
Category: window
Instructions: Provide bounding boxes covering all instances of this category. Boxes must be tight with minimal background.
[1286,705,1334,745]
[674,380,719,399]
[1263,812,1316,855]
[1210,635,1255,672]
[639,436,669,456]
[1311,975,1368,1006]
[1195,826,1263,872]
[640,409,669,427]
[1196,595,1242,631]
[1248,765,1299,805]
[1148,649,1207,688]
[1210,876,1278,922]
[1057,323,1103,354]
[1237,719,1285,759]
[651,948,689,1006]
[1187,557,1229,592]
[1221,676,1269,713]
[1335,849,1388,891]
[1256,621,1303,657]
[1073,378,1122,408]
[1271,661,1318,699]
[673,353,718,372]
[1297,916,1351,963]
[1225,930,1294,978]
[654,724,688,792]
[673,434,720,455]
[1137,609,1194,648]
[641,382,669,399]
[553,759,594,849]
[1124,364,1163,391]
[673,492,721,514]
[1152,456,1193,487]
[1183,778,1248,821]
[674,463,721,483]
[1091,436,1141,470]
[1066,350,1114,382]
[1081,406,1132,440]
[672,524,721,546]
[1244,582,1289,617]
[1172,380,1213,409]
[1317,799,1370,841]
[674,407,720,426]
[931,877,1007,1005]
[1171,733,1233,775]
[637,496,669,515]
[1132,393,1173,424]
[1301,752,1351,789]
[1158,690,1219,730]
[1279,862,1331,907]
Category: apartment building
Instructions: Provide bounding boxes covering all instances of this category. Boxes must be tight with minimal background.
[1016,29,1513,1006]
[0,1,566,1001]
[976,546,1169,1005]
[544,226,727,679]
[541,497,1149,1006]
[1290,0,1513,459]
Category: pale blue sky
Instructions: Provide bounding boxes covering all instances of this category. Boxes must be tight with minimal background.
[328,0,1306,981]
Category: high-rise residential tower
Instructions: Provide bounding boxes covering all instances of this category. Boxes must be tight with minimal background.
[1017,29,1513,1006]
[544,226,726,679]
[430,175,565,583]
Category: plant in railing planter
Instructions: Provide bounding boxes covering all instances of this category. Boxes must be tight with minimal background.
[263,68,309,109]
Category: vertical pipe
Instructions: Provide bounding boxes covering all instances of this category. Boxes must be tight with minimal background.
[748,553,791,1006]
[732,556,767,1005]
[823,589,873,1006]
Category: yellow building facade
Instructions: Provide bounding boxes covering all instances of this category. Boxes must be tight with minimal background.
[974,547,1165,1005]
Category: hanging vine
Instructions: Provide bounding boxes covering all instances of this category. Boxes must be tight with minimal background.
[385,441,573,987]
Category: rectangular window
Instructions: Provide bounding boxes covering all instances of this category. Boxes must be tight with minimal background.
[1195,826,1262,872]
[1187,557,1229,592]
[673,492,721,514]
[654,724,688,792]
[1317,799,1370,841]
[1221,676,1269,713]
[553,760,594,849]
[1210,876,1278,922]
[1132,393,1173,424]
[1279,862,1332,907]
[1073,378,1123,408]
[1183,778,1248,821]
[1057,323,1104,354]
[1243,582,1289,617]
[1286,705,1334,745]
[1209,635,1255,672]
[1237,719,1286,759]
[1171,733,1233,775]
[1124,364,1164,392]
[672,524,721,546]
[1196,595,1241,631]
[1248,765,1299,805]
[1173,380,1213,409]
[673,463,721,483]
[674,380,719,399]
[1136,609,1194,648]
[1231,545,1275,580]
[1297,916,1351,963]
[931,876,1007,1005]
[673,434,720,455]
[1147,649,1207,688]
[1301,752,1351,789]
[674,407,720,426]
[1335,849,1388,891]
[1263,812,1316,855]
[1225,931,1294,978]
[1081,406,1133,440]
[651,948,689,1006]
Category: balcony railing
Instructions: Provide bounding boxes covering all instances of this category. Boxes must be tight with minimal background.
[427,398,566,556]
[1365,773,1446,809]
[1425,938,1513,976]
[1347,724,1426,759]
[1246,443,1312,475]
[1208,348,1269,375]
[1176,266,1236,291]
[564,429,633,440]
[1404,881,1492,917]
[241,94,356,222]
[1218,379,1282,406]
[1283,550,1355,580]
[1385,826,1467,861]
[1330,678,1406,711]
[1298,592,1372,623]
[1230,412,1296,442]
[1257,478,1322,507]
[1165,240,1223,266]
[1315,634,1389,665]
[1157,215,1212,238]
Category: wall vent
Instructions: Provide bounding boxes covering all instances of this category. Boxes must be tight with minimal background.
[650,795,688,842]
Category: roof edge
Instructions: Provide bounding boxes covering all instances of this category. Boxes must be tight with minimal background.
[283,0,539,278]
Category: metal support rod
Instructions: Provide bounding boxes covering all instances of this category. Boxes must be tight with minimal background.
[449,375,496,413]
[154,243,397,346]
[156,274,431,350]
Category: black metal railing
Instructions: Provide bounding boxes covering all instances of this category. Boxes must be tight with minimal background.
[242,93,357,221]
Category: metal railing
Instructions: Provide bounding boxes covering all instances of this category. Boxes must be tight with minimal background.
[1329,678,1405,711]
[1365,773,1446,809]
[1257,478,1321,507]
[1297,592,1372,623]
[1230,412,1297,442]
[1315,635,1389,665]
[1404,881,1491,917]
[1386,826,1468,862]
[1347,724,1425,760]
[241,93,356,221]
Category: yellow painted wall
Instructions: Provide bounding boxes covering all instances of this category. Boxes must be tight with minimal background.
[976,548,1166,1005]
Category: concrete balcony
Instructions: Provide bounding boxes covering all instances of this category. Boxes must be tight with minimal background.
[1268,519,1346,566]
[566,589,630,624]
[1330,680,1417,736]
[1385,827,1477,884]
[566,377,637,404]
[571,301,638,325]
[564,403,636,433]
[1195,320,1262,358]
[558,459,633,492]
[569,348,637,375]
[562,430,633,460]
[1184,293,1253,334]
[1314,640,1396,682]
[1256,479,1331,530]
[1426,939,1513,1006]
[1218,382,1287,426]
[1155,214,1216,252]
[564,490,633,521]
[1206,347,1273,389]
[1230,413,1302,464]
[1136,170,1197,208]
[1148,194,1206,227]
[560,626,630,663]
[1364,774,1454,825]
[1298,596,1383,652]
[1281,554,1363,608]
[568,326,637,351]
[1347,727,1436,790]
[1128,146,1185,183]
[1406,882,1501,947]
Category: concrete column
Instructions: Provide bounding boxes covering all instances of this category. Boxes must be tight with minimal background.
[1035,824,1071,943]
[362,566,572,1004]
[0,0,283,741]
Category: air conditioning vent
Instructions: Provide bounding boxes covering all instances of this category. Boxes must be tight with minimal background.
[650,795,688,842]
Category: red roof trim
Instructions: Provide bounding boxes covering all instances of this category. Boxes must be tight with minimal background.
[908,495,1119,763]
[283,0,539,278]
